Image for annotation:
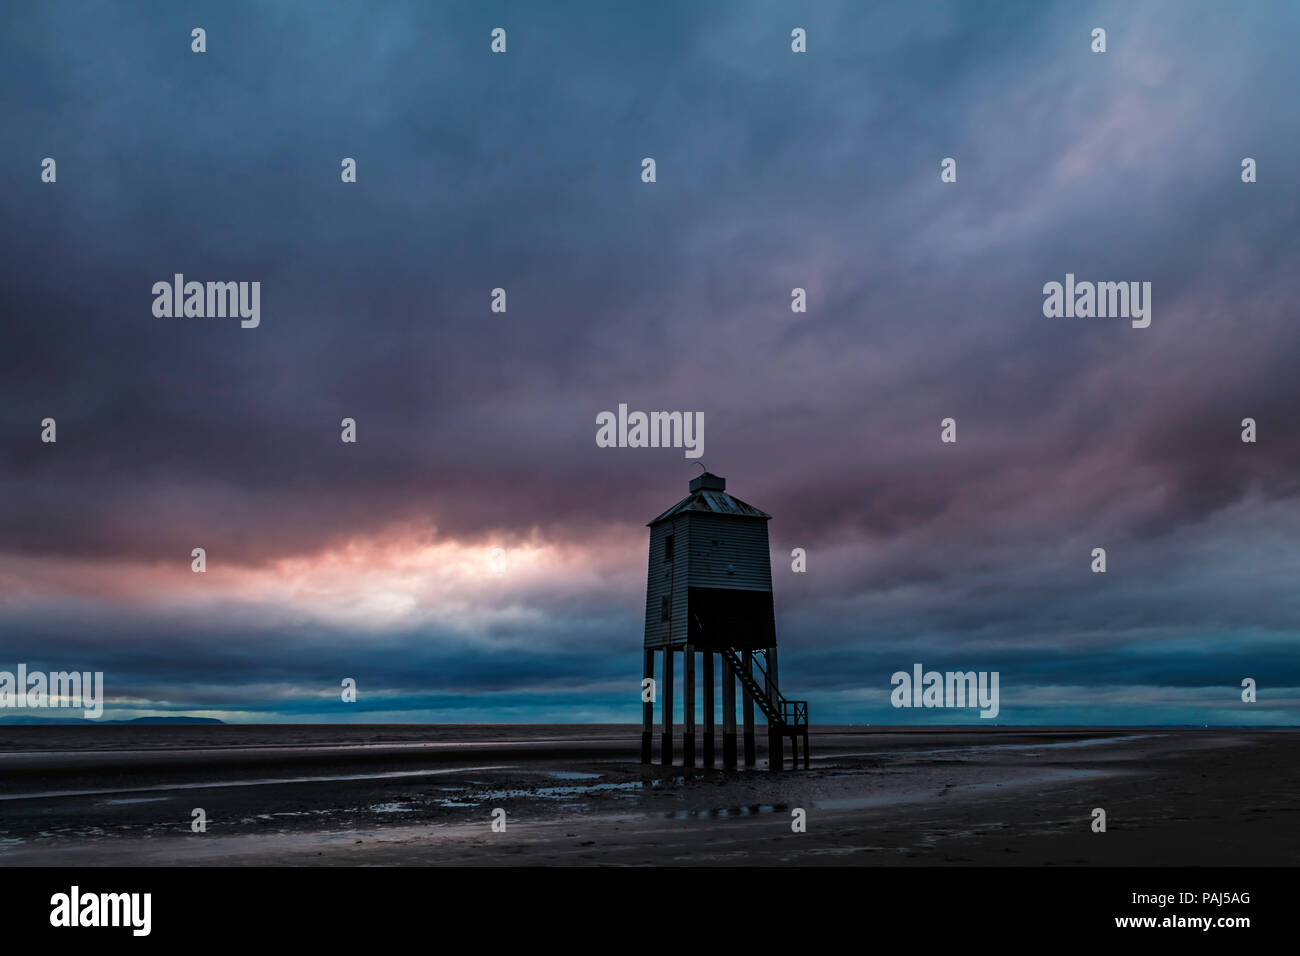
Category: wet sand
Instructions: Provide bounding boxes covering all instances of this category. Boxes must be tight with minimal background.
[0,726,1295,866]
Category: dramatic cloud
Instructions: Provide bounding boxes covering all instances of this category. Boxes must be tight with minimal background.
[1,1,1297,722]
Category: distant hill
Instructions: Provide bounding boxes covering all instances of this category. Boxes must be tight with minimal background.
[0,716,224,725]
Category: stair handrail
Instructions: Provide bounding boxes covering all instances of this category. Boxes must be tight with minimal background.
[743,648,784,713]
[717,644,784,719]
[692,614,805,727]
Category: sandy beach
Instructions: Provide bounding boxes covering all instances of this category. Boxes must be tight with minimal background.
[0,726,1295,866]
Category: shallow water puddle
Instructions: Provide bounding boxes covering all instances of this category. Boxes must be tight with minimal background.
[0,764,513,802]
[545,771,603,781]
[100,796,173,806]
[370,802,419,814]
[812,733,1160,762]
[815,769,1104,810]
[659,804,783,820]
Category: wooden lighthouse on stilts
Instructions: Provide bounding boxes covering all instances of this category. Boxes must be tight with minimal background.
[640,472,809,770]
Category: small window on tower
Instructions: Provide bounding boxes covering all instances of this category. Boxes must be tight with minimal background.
[660,595,671,621]
[664,534,674,562]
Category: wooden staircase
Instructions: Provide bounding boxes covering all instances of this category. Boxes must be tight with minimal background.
[718,645,810,769]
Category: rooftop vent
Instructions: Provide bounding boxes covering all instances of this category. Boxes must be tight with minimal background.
[689,472,726,492]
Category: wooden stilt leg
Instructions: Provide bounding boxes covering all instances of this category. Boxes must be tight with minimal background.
[722,654,737,768]
[683,645,696,768]
[742,650,756,767]
[641,648,654,764]
[661,647,674,767]
[702,651,715,767]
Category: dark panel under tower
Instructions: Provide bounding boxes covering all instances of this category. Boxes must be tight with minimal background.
[687,587,774,649]
[640,472,808,770]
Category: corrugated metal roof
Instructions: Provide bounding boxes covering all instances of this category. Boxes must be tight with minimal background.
[648,488,772,524]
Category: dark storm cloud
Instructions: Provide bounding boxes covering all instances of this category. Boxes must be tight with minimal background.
[1,1,1298,722]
